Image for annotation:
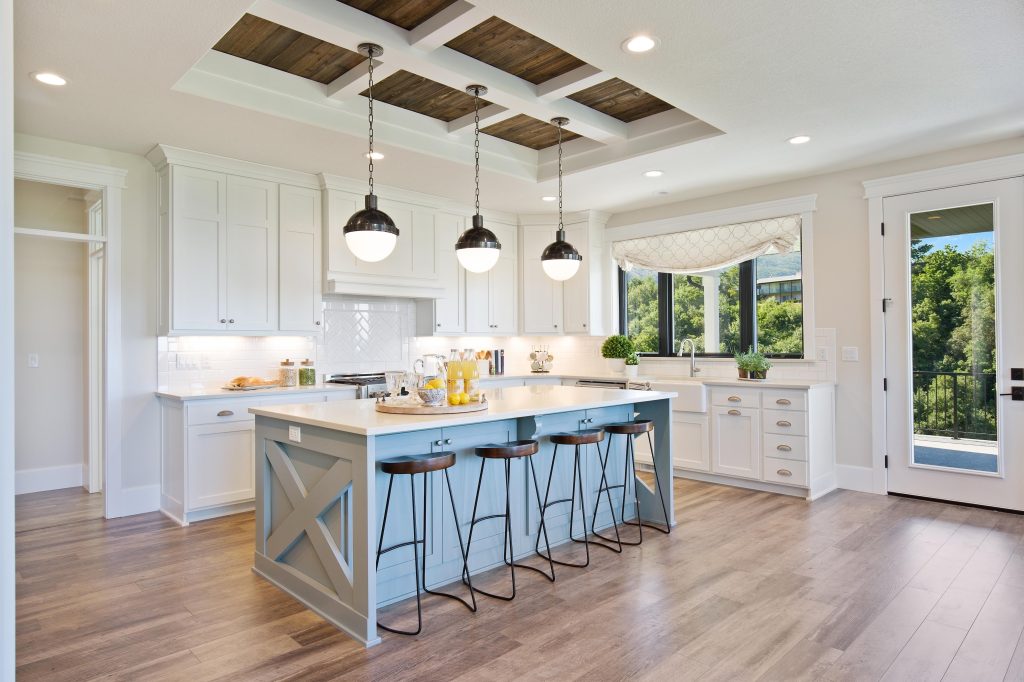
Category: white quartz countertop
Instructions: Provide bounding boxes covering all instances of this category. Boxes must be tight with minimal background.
[482,372,832,389]
[156,383,359,401]
[250,385,677,436]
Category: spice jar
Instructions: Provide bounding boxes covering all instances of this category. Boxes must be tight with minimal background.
[299,358,316,386]
[279,359,298,387]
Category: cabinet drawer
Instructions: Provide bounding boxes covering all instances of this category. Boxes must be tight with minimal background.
[763,433,808,461]
[762,389,807,411]
[763,409,808,436]
[188,399,260,425]
[710,388,761,408]
[763,457,807,486]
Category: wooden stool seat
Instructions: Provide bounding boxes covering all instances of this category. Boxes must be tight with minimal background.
[604,419,655,435]
[380,452,456,475]
[475,440,539,459]
[549,429,605,446]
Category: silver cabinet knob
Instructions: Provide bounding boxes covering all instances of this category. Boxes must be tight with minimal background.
[776,468,793,477]
[554,324,558,328]
[216,410,234,417]
[315,320,321,326]
[220,318,227,323]
[727,409,741,416]
[437,323,441,327]
[228,319,235,324]
[582,323,587,327]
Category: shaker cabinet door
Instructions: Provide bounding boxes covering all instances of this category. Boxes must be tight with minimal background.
[278,184,322,332]
[224,175,278,331]
[710,406,761,480]
[171,166,226,331]
[187,422,255,510]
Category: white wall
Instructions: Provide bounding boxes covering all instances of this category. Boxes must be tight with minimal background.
[14,182,89,493]
[610,135,1024,471]
[14,134,160,496]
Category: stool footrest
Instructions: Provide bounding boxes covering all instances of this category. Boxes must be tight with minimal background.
[378,538,423,556]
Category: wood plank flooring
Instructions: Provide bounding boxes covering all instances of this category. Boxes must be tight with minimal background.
[15,481,1024,681]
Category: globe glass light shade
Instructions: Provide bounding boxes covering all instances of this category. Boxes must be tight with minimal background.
[455,214,501,273]
[457,247,500,273]
[542,257,581,281]
[344,230,397,263]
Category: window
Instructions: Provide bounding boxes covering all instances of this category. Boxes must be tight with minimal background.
[619,248,804,358]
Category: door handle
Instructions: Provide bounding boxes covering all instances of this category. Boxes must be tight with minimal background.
[777,444,793,452]
[217,410,234,417]
[776,468,793,477]
[727,409,741,416]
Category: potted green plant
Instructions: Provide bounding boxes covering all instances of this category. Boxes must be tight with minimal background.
[624,352,640,379]
[735,347,772,380]
[601,335,635,374]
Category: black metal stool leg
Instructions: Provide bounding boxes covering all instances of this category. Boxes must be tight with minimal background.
[617,432,644,546]
[376,473,423,636]
[462,458,487,588]
[526,456,556,580]
[643,430,671,534]
[536,444,590,568]
[421,470,477,612]
[591,436,624,553]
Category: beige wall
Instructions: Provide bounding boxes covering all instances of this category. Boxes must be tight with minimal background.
[14,133,159,492]
[611,135,1024,470]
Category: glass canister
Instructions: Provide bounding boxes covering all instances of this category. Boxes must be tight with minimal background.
[279,359,298,387]
[298,358,316,386]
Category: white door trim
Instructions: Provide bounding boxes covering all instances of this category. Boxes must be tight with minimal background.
[1,0,15,676]
[864,153,1024,496]
[13,151,128,518]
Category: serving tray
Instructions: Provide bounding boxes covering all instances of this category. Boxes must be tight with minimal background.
[375,400,488,415]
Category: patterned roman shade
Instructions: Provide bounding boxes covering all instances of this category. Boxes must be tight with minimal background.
[613,214,802,274]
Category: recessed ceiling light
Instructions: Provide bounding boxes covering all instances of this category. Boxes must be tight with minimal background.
[643,170,664,178]
[623,35,657,53]
[541,196,557,202]
[33,72,67,86]
[364,151,384,160]
[788,135,811,145]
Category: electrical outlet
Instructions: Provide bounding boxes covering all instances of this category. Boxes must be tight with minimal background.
[27,353,39,368]
[288,425,302,442]
[816,347,828,362]
[841,347,859,362]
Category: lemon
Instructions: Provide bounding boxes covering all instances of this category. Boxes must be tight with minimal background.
[459,392,470,405]
[448,394,461,406]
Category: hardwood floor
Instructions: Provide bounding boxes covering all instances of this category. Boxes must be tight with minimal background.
[15,482,1024,681]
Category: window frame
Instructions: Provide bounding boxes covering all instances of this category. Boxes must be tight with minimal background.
[617,258,805,359]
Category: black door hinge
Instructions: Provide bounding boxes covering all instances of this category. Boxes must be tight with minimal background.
[883,378,888,391]
[884,455,889,469]
[881,222,885,236]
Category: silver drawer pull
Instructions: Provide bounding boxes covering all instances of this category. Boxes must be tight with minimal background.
[776,398,792,405]
[727,396,742,402]
[777,444,793,452]
[777,420,792,427]
[776,468,793,477]
[727,409,741,416]
[216,410,234,417]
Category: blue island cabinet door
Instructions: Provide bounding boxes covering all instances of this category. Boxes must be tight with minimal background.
[438,419,522,581]
[585,405,636,528]
[519,409,587,546]
[373,428,443,604]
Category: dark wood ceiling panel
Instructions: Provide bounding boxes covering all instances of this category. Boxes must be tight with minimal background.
[362,71,488,122]
[482,114,582,150]
[568,77,675,123]
[445,16,587,85]
[336,0,460,31]
[213,14,365,85]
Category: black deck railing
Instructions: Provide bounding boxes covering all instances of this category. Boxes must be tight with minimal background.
[912,371,997,441]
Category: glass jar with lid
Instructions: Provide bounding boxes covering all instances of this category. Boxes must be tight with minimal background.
[279,359,298,387]
[298,358,316,386]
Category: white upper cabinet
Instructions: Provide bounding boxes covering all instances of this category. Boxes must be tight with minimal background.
[224,175,278,331]
[521,224,564,334]
[169,166,226,332]
[279,184,322,333]
[417,212,466,334]
[465,221,517,334]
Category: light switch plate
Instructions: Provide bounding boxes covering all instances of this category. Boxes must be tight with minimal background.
[841,347,859,362]
[27,353,39,368]
[288,425,301,443]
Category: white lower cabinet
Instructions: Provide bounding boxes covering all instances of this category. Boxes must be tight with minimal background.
[187,422,255,510]
[674,412,710,471]
[710,406,761,480]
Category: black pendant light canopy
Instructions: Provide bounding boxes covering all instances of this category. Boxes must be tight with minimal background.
[455,85,502,273]
[541,117,582,281]
[343,43,399,263]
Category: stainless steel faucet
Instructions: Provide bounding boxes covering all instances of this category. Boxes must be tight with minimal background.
[677,338,701,377]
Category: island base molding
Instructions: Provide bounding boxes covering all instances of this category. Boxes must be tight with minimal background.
[671,467,838,501]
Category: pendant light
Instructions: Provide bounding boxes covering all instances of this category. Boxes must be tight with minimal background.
[343,43,398,263]
[455,85,502,273]
[541,117,582,281]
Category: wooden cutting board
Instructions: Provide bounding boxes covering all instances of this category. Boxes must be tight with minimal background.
[375,400,488,415]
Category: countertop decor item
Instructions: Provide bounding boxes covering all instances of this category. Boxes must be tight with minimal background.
[735,347,773,380]
[454,85,502,273]
[279,359,298,387]
[343,43,399,263]
[298,359,316,386]
[530,345,554,373]
[375,395,488,415]
[624,352,640,378]
[417,387,447,406]
[601,335,635,374]
[223,376,280,391]
[541,117,583,281]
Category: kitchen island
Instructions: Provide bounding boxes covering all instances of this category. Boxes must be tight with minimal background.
[249,384,676,646]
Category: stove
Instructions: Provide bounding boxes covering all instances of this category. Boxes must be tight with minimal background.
[324,373,388,399]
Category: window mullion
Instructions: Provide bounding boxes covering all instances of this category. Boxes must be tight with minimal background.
[659,273,673,356]
[739,261,756,352]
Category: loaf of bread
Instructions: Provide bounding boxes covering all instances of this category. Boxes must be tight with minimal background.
[227,376,275,388]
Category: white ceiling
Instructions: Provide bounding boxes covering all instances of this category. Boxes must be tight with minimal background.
[13,0,1024,215]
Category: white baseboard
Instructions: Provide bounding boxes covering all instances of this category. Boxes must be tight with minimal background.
[15,464,83,495]
[837,464,877,493]
[107,484,160,518]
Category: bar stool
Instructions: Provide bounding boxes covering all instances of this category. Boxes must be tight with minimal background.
[535,428,605,568]
[375,451,476,636]
[464,440,555,600]
[592,419,671,552]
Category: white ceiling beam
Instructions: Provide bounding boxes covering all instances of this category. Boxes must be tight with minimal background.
[407,1,491,51]
[447,103,517,133]
[536,65,608,102]
[325,59,398,100]
[249,0,629,143]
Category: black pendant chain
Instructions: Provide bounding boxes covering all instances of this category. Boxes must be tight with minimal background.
[367,55,375,196]
[557,121,564,232]
[473,92,481,215]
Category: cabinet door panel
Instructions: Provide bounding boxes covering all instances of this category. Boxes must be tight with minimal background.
[674,413,710,471]
[187,423,255,510]
[171,167,225,330]
[711,406,760,479]
[433,213,465,333]
[279,185,321,332]
[465,268,490,333]
[488,255,516,333]
[225,176,278,330]
[561,222,589,333]
[521,225,562,333]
